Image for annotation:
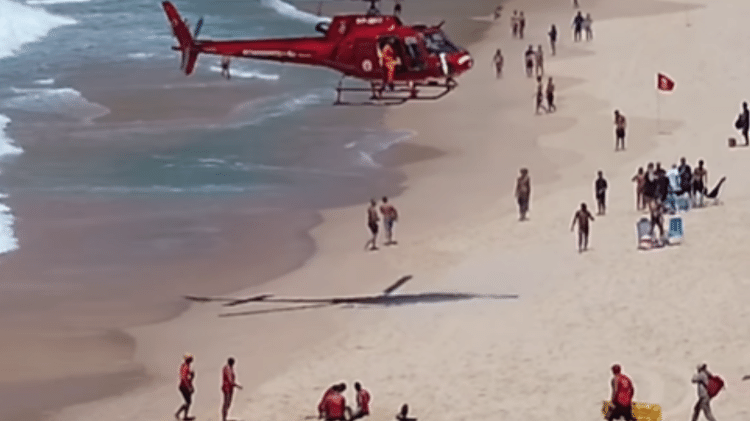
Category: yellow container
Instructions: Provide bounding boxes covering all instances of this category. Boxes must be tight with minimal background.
[601,401,662,421]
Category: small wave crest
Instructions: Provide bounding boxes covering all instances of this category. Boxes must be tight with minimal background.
[224,90,327,128]
[0,0,76,60]
[46,184,272,195]
[0,114,24,158]
[3,87,109,121]
[0,200,18,255]
[259,0,331,25]
[345,129,415,168]
[207,65,280,81]
[26,0,89,4]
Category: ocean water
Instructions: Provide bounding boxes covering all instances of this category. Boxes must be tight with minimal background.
[0,0,410,256]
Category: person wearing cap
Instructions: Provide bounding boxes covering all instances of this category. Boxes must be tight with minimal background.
[175,354,196,420]
[606,364,636,421]
[221,357,243,421]
[691,364,718,421]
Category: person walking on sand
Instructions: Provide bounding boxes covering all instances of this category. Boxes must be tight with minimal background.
[221,357,243,421]
[572,11,584,42]
[511,11,519,38]
[570,202,594,252]
[380,197,398,245]
[220,56,231,79]
[548,25,558,55]
[595,170,608,215]
[736,101,749,146]
[535,76,547,114]
[524,45,535,77]
[493,48,504,78]
[614,109,627,151]
[606,364,636,421]
[493,5,502,20]
[175,354,195,421]
[365,199,380,250]
[631,167,646,210]
[693,160,708,206]
[535,45,544,76]
[518,12,526,39]
[584,13,593,40]
[349,382,371,420]
[546,77,556,112]
[691,364,718,421]
[515,168,531,221]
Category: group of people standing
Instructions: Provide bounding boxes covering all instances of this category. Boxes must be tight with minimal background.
[365,196,399,251]
[510,10,527,39]
[175,354,243,421]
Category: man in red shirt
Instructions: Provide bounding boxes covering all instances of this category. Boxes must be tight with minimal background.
[606,364,636,421]
[175,354,195,420]
[350,382,371,420]
[319,383,346,419]
[221,357,243,421]
[322,384,347,421]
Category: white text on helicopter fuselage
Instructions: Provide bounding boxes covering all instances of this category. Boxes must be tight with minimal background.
[355,17,383,25]
[242,50,309,58]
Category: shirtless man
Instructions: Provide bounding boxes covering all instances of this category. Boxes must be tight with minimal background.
[693,160,708,207]
[518,12,526,39]
[511,11,519,38]
[649,199,665,244]
[614,110,627,151]
[570,202,595,252]
[524,45,535,77]
[220,56,231,79]
[515,168,531,221]
[535,76,547,114]
[546,77,556,112]
[365,199,379,250]
[175,354,195,421]
[548,25,558,55]
[631,167,646,210]
[380,197,398,245]
[493,48,504,78]
[221,357,243,421]
[535,45,544,76]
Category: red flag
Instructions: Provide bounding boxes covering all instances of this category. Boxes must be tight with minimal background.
[657,73,675,92]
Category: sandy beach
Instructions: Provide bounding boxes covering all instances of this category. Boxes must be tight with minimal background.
[28,0,750,420]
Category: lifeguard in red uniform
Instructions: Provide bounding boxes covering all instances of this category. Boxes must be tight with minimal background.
[379,39,401,93]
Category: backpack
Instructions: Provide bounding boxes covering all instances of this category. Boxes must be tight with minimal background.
[706,375,724,398]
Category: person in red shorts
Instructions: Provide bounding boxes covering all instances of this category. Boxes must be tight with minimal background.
[322,384,347,421]
[175,354,195,420]
[221,357,243,421]
[606,364,636,421]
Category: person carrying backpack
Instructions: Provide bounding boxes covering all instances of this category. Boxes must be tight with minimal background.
[691,363,723,421]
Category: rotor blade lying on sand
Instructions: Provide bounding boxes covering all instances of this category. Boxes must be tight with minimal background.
[382,275,413,295]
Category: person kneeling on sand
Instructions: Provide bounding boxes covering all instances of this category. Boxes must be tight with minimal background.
[570,202,595,252]
[606,364,636,421]
[321,384,347,421]
[348,382,371,420]
[319,383,346,419]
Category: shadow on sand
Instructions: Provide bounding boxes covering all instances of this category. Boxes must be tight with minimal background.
[185,275,519,318]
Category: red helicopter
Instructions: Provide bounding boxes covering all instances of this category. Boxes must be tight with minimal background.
[162,0,473,105]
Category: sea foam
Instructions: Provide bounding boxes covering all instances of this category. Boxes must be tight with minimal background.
[4,87,109,121]
[0,0,76,60]
[0,115,22,256]
[260,0,331,25]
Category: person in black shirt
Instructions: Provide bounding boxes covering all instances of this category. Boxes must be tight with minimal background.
[595,170,608,215]
[737,102,749,146]
[678,157,692,198]
[572,11,584,42]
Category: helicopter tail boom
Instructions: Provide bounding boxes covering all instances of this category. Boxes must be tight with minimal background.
[162,1,200,75]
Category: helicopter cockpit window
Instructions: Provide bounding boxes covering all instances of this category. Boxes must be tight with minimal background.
[404,37,421,60]
[424,31,459,54]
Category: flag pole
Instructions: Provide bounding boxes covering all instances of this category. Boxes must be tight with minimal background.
[656,84,661,134]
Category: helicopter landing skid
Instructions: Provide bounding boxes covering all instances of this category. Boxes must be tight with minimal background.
[333,78,458,106]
